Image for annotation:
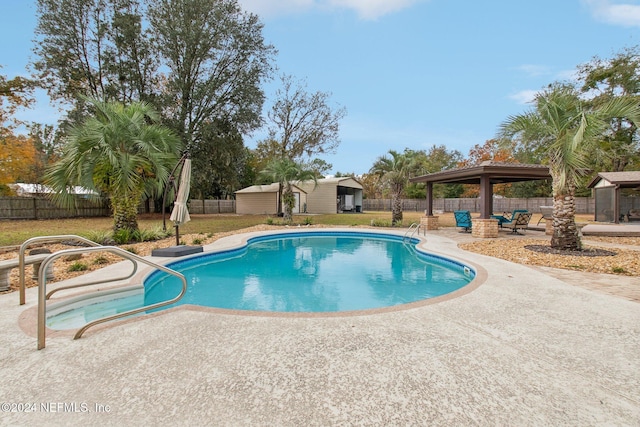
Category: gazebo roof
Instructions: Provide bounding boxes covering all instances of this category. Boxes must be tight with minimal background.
[410,161,552,220]
[409,161,551,185]
[587,171,640,188]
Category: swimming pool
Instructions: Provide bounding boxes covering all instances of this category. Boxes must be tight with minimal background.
[47,230,476,329]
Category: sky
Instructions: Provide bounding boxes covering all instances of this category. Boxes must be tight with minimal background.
[2,0,640,175]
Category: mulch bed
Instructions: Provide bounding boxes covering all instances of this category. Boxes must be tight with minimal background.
[524,245,617,257]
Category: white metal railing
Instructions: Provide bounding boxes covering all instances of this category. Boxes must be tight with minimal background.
[403,223,423,242]
[36,245,187,350]
[19,235,104,306]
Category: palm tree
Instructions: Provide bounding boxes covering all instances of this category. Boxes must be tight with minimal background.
[370,150,416,226]
[500,84,640,250]
[45,97,181,234]
[259,158,317,222]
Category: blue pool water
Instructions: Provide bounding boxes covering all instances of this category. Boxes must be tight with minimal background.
[47,231,475,329]
[144,232,474,312]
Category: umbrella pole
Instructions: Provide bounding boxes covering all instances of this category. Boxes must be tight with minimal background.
[175,225,180,246]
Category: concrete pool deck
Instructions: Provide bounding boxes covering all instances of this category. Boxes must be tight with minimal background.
[0,228,638,425]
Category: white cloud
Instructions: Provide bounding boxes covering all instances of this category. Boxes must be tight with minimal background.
[508,90,539,105]
[238,0,425,20]
[582,0,640,27]
[325,0,424,20]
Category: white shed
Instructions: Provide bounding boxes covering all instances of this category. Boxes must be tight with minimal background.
[235,183,307,215]
[235,177,364,215]
[296,177,364,214]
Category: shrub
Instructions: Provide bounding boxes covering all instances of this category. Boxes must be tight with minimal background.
[192,237,203,245]
[113,228,134,244]
[370,218,393,227]
[134,226,171,242]
[93,255,109,265]
[67,261,88,272]
[303,217,313,225]
[84,230,114,245]
[612,266,627,274]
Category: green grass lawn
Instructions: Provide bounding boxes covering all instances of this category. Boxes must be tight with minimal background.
[0,211,432,247]
[0,211,593,247]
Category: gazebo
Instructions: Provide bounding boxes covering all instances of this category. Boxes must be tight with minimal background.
[587,171,640,223]
[409,161,551,237]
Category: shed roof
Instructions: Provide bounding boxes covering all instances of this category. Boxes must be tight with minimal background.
[235,183,306,194]
[409,161,551,185]
[587,171,640,188]
[316,177,363,188]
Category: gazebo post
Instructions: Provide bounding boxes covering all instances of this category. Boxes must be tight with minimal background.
[420,182,439,231]
[479,175,493,219]
[426,182,433,216]
[473,175,499,238]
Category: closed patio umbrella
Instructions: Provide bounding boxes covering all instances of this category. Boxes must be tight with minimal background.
[169,158,191,246]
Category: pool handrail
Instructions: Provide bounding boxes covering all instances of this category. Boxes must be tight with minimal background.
[19,235,102,305]
[37,246,187,350]
[45,258,138,301]
[403,222,423,242]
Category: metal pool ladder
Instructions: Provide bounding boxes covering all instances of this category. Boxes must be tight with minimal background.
[402,223,424,255]
[28,238,187,350]
[403,222,423,243]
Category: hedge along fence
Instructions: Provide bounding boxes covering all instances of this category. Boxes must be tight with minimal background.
[362,197,597,214]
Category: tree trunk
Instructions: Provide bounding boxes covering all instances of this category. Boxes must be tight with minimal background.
[550,192,580,250]
[277,182,283,216]
[282,185,294,223]
[391,193,403,226]
[111,193,141,234]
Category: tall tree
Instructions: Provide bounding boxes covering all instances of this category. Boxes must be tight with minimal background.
[259,74,347,164]
[190,118,246,199]
[34,0,156,106]
[27,123,63,185]
[0,71,35,127]
[577,46,640,171]
[258,158,317,221]
[500,84,640,250]
[460,139,517,197]
[44,97,181,234]
[0,71,37,191]
[405,145,463,199]
[370,150,417,225]
[34,0,275,199]
[148,0,275,148]
[0,134,37,187]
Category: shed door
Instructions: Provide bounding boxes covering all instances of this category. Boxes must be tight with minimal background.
[294,192,300,213]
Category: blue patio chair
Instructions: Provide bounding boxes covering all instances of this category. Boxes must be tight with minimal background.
[454,210,472,232]
[491,209,529,228]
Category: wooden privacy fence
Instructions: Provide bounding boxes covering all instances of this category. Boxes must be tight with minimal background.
[187,199,235,214]
[0,197,236,219]
[2,196,605,219]
[362,197,597,214]
[0,197,110,220]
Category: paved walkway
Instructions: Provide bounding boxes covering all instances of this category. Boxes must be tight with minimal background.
[0,228,638,426]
